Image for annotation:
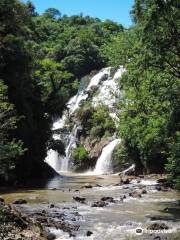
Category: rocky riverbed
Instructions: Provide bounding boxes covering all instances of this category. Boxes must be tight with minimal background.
[0,174,180,240]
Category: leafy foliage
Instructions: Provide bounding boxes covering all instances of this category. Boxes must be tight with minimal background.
[103,0,180,188]
[72,145,89,171]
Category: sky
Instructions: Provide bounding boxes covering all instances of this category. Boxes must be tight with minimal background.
[22,0,134,27]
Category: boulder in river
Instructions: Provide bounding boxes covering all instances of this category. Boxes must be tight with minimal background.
[0,197,5,204]
[147,222,169,230]
[47,232,56,240]
[82,183,93,189]
[86,230,93,236]
[12,199,27,204]
[101,197,116,203]
[129,191,142,198]
[120,177,130,184]
[73,196,86,204]
[141,189,147,194]
[91,200,108,207]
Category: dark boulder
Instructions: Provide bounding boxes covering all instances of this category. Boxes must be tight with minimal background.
[12,199,27,204]
[0,197,5,204]
[101,197,115,203]
[73,196,86,204]
[91,200,108,207]
[129,191,142,198]
[86,230,93,236]
[141,189,147,194]
[147,222,169,230]
[120,177,130,184]
[83,183,93,189]
[47,233,56,240]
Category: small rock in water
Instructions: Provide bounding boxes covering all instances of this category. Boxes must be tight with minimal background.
[47,232,56,240]
[119,195,126,201]
[120,177,130,184]
[129,191,142,198]
[101,197,115,203]
[95,184,102,187]
[91,200,108,207]
[141,189,147,194]
[0,197,5,204]
[12,199,27,204]
[157,178,167,184]
[155,186,162,191]
[83,183,93,188]
[147,222,169,230]
[86,230,93,236]
[73,196,86,204]
[49,204,55,208]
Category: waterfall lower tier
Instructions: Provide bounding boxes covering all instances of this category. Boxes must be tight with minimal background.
[93,139,121,175]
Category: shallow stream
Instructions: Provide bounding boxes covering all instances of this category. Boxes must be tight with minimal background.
[1,174,180,240]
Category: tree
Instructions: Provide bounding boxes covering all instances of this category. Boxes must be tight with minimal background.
[0,80,24,182]
[44,8,61,19]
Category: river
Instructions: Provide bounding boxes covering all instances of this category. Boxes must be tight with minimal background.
[1,174,180,240]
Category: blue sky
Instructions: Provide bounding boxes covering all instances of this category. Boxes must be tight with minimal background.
[22,0,134,27]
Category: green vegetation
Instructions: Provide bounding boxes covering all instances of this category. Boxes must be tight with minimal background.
[0,0,179,190]
[0,0,122,184]
[102,0,180,189]
[76,103,116,139]
[72,145,89,171]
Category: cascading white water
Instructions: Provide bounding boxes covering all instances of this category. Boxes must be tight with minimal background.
[45,66,125,173]
[93,139,121,175]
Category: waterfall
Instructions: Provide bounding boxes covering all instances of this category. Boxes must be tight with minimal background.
[45,66,125,173]
[93,139,121,175]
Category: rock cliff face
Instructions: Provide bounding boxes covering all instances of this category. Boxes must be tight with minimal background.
[83,137,112,161]
[45,66,126,173]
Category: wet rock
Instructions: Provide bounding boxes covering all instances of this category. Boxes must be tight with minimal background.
[95,184,102,187]
[73,196,86,204]
[153,236,161,240]
[86,230,93,236]
[47,232,56,240]
[101,197,115,203]
[129,191,142,198]
[74,189,79,192]
[155,186,162,191]
[147,222,169,230]
[0,197,5,204]
[120,177,130,184]
[74,212,81,216]
[139,175,144,178]
[141,189,147,194]
[84,137,112,160]
[63,207,70,210]
[119,195,126,201]
[91,200,108,207]
[12,199,27,204]
[155,185,170,192]
[50,188,57,191]
[83,183,93,188]
[157,178,167,184]
[49,204,55,208]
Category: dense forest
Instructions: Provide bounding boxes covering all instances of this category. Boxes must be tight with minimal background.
[0,0,179,190]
